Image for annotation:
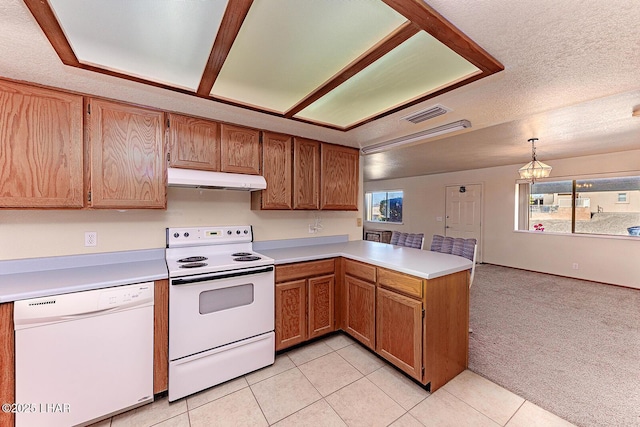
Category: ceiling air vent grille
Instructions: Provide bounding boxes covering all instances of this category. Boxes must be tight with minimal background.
[402,104,450,124]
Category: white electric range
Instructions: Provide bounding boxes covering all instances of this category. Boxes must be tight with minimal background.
[165,225,275,401]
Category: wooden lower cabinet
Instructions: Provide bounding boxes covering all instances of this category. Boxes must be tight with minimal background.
[341,259,469,392]
[423,270,469,391]
[275,259,336,351]
[153,279,169,394]
[376,287,422,380]
[308,274,335,339]
[275,279,307,351]
[0,302,14,427]
[344,275,376,349]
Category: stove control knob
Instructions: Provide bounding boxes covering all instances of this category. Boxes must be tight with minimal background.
[184,232,189,237]
[244,229,249,234]
[173,233,179,238]
[236,230,241,234]
[227,230,232,235]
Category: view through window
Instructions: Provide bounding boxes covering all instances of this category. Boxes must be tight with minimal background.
[518,176,640,236]
[365,190,403,223]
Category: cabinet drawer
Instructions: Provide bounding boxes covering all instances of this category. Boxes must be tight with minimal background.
[344,259,376,283]
[275,259,335,283]
[377,268,423,299]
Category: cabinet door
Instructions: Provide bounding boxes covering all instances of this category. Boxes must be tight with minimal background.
[168,113,219,171]
[87,99,165,208]
[376,287,422,380]
[275,280,307,351]
[0,80,84,208]
[293,138,320,210]
[320,143,359,210]
[260,132,292,209]
[344,275,375,349]
[308,274,335,339]
[220,124,260,175]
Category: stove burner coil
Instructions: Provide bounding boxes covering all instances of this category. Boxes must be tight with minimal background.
[178,256,208,263]
[231,252,252,257]
[179,262,208,268]
[233,256,261,262]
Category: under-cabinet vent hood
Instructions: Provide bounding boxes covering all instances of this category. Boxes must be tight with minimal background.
[167,167,266,191]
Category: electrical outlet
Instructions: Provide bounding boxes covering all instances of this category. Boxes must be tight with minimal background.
[356,217,362,227]
[85,232,97,247]
[572,263,579,270]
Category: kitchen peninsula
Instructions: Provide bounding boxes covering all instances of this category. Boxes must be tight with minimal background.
[255,237,473,392]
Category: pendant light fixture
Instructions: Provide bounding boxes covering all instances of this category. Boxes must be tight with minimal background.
[518,138,552,181]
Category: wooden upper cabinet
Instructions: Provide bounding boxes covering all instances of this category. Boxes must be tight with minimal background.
[220,124,260,175]
[167,113,219,171]
[320,143,359,210]
[258,132,292,209]
[87,98,166,209]
[293,138,320,210]
[0,80,84,208]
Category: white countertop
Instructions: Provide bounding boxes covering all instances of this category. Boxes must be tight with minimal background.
[0,249,168,303]
[257,240,472,280]
[0,239,471,303]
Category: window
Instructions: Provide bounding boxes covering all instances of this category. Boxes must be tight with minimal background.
[365,190,403,223]
[516,176,640,236]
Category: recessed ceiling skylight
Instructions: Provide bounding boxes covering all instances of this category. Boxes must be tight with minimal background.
[28,0,503,130]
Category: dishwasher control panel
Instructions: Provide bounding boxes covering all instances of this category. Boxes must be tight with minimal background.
[14,282,154,329]
[98,283,153,309]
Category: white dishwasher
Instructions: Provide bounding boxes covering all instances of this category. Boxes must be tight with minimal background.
[14,282,154,427]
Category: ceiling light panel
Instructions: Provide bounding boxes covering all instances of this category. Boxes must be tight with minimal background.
[48,0,227,90]
[210,0,406,113]
[296,31,481,128]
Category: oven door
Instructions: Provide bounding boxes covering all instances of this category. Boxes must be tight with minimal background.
[169,265,274,361]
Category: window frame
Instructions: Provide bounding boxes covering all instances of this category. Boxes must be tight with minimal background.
[515,172,640,238]
[365,190,404,224]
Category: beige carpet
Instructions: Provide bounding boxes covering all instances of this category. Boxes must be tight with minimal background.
[468,264,640,427]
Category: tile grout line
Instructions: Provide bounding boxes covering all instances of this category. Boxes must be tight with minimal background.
[503,399,527,426]
[246,379,273,426]
[439,389,502,426]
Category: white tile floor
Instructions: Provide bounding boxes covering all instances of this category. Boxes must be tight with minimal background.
[93,333,575,427]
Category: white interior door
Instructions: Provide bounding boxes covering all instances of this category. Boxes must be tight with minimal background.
[445,184,482,261]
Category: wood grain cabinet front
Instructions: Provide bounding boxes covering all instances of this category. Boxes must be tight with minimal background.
[167,113,220,171]
[275,279,308,351]
[308,274,335,339]
[153,279,169,394]
[293,138,320,210]
[376,286,423,380]
[0,302,14,427]
[320,143,359,211]
[275,259,336,351]
[220,124,260,175]
[254,132,292,210]
[343,274,376,350]
[0,80,84,208]
[86,98,166,209]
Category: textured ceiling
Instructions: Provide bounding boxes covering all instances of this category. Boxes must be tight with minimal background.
[1,0,640,181]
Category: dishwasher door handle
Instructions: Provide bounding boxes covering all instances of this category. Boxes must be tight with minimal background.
[59,306,120,320]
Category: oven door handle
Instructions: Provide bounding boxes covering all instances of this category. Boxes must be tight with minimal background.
[171,265,274,286]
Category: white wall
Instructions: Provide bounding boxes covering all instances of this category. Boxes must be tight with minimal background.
[364,149,640,289]
[0,184,363,260]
